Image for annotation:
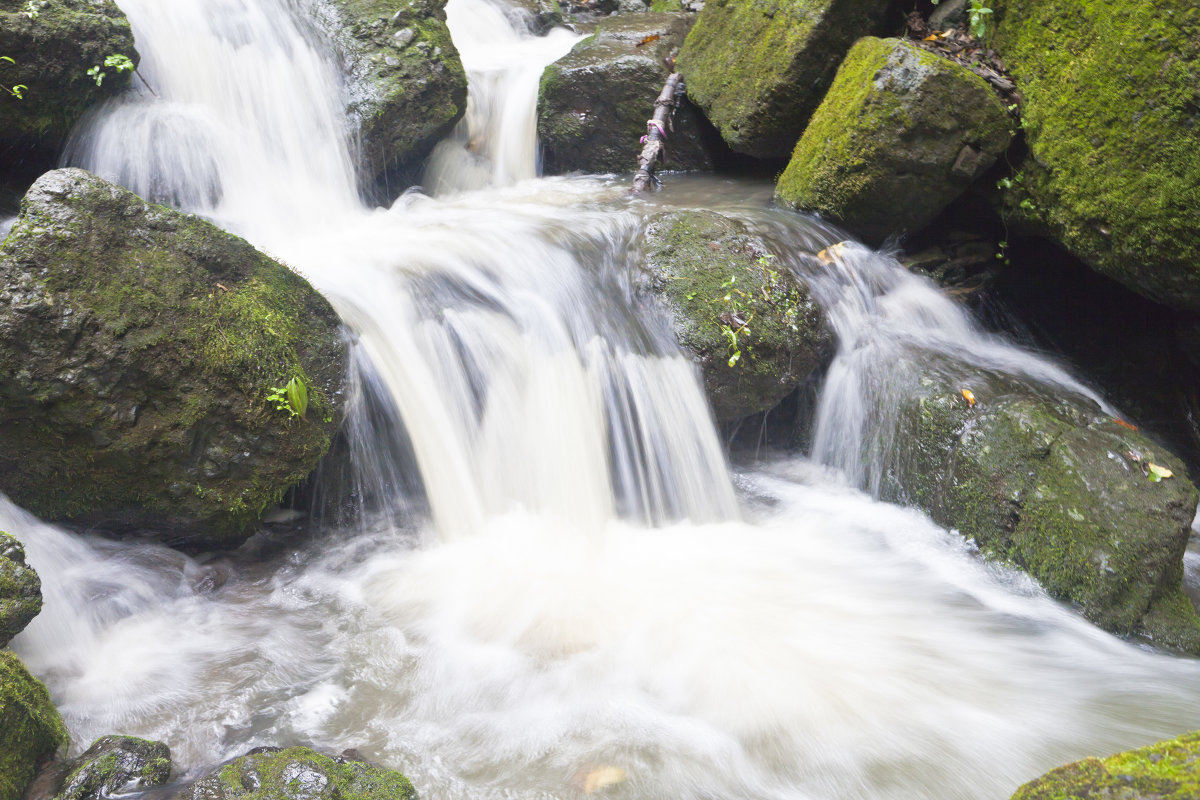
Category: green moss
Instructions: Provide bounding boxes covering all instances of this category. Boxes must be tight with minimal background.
[0,530,42,647]
[0,650,68,800]
[675,0,890,157]
[1012,730,1200,799]
[191,747,416,800]
[993,0,1200,309]
[775,36,1011,243]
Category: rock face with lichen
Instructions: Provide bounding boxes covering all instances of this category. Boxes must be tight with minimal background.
[168,747,417,800]
[675,0,890,159]
[314,0,467,190]
[0,169,346,547]
[0,0,138,173]
[1010,730,1200,800]
[637,210,830,421]
[51,736,172,800]
[0,530,40,647]
[883,363,1200,651]
[775,37,1012,244]
[0,650,69,800]
[992,0,1200,311]
[538,14,717,175]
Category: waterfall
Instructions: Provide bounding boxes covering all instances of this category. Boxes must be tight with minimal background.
[5,0,1200,799]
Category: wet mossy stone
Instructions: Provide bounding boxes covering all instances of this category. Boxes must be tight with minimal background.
[170,747,417,800]
[53,736,171,800]
[0,530,41,647]
[637,210,830,422]
[0,0,138,172]
[315,0,467,190]
[675,0,890,159]
[992,1,1200,311]
[1011,730,1200,800]
[538,13,716,175]
[0,169,346,547]
[0,650,68,800]
[775,37,1013,245]
[884,367,1200,650]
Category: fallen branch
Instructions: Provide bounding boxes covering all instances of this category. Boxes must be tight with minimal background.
[631,71,684,194]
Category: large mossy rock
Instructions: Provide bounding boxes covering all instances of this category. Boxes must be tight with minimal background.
[1011,730,1200,800]
[993,1,1200,311]
[169,747,416,800]
[52,736,172,800]
[675,0,890,159]
[0,0,138,172]
[775,37,1012,244]
[885,367,1200,650]
[0,169,346,546]
[0,650,68,800]
[637,210,830,421]
[538,14,715,175]
[0,530,41,647]
[316,0,467,189]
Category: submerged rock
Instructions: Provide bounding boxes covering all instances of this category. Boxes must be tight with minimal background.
[0,530,41,647]
[1011,729,1200,799]
[0,169,346,547]
[675,0,890,159]
[315,0,468,191]
[52,736,172,800]
[0,0,138,172]
[170,747,416,800]
[637,210,830,421]
[0,650,68,800]
[885,366,1200,651]
[538,14,716,175]
[775,37,1012,244]
[992,0,1200,311]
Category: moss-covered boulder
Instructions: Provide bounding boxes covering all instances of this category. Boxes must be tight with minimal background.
[637,210,830,421]
[885,366,1200,650]
[0,650,68,800]
[775,37,1012,244]
[170,747,416,800]
[538,14,715,175]
[992,1,1200,311]
[675,0,890,159]
[0,0,138,173]
[52,736,171,800]
[1011,730,1200,800]
[0,169,346,546]
[0,530,40,647]
[315,0,467,189]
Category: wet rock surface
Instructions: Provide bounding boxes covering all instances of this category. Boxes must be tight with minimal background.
[169,747,416,800]
[0,530,40,647]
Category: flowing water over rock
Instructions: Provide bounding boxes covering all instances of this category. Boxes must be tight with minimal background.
[7,0,1200,799]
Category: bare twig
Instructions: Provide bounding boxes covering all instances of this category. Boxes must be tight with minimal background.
[631,71,684,194]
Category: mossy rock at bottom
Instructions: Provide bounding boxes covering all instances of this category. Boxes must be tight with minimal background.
[1011,730,1200,799]
[992,0,1200,311]
[52,736,172,800]
[676,0,891,158]
[0,529,42,647]
[169,747,416,800]
[883,364,1200,649]
[635,209,831,421]
[775,36,1012,245]
[537,13,716,175]
[0,169,346,547]
[0,650,69,800]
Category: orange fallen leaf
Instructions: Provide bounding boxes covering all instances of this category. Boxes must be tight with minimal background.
[635,34,660,47]
[1148,463,1175,482]
[1113,418,1139,430]
[584,766,627,794]
[816,242,848,264]
[961,389,976,407]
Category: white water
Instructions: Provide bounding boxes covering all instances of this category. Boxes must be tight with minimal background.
[7,0,1200,799]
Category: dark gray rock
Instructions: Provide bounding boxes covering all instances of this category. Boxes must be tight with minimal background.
[53,736,172,800]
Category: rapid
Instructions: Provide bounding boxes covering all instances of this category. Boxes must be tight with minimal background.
[6,0,1200,798]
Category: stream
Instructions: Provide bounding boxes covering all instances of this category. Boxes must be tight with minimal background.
[7,0,1200,798]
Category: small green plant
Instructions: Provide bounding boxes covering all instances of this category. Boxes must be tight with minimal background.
[1,57,27,99]
[967,0,993,39]
[22,1,38,19]
[266,376,308,420]
[87,53,134,87]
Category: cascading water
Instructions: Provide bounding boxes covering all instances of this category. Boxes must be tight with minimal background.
[6,0,1200,799]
